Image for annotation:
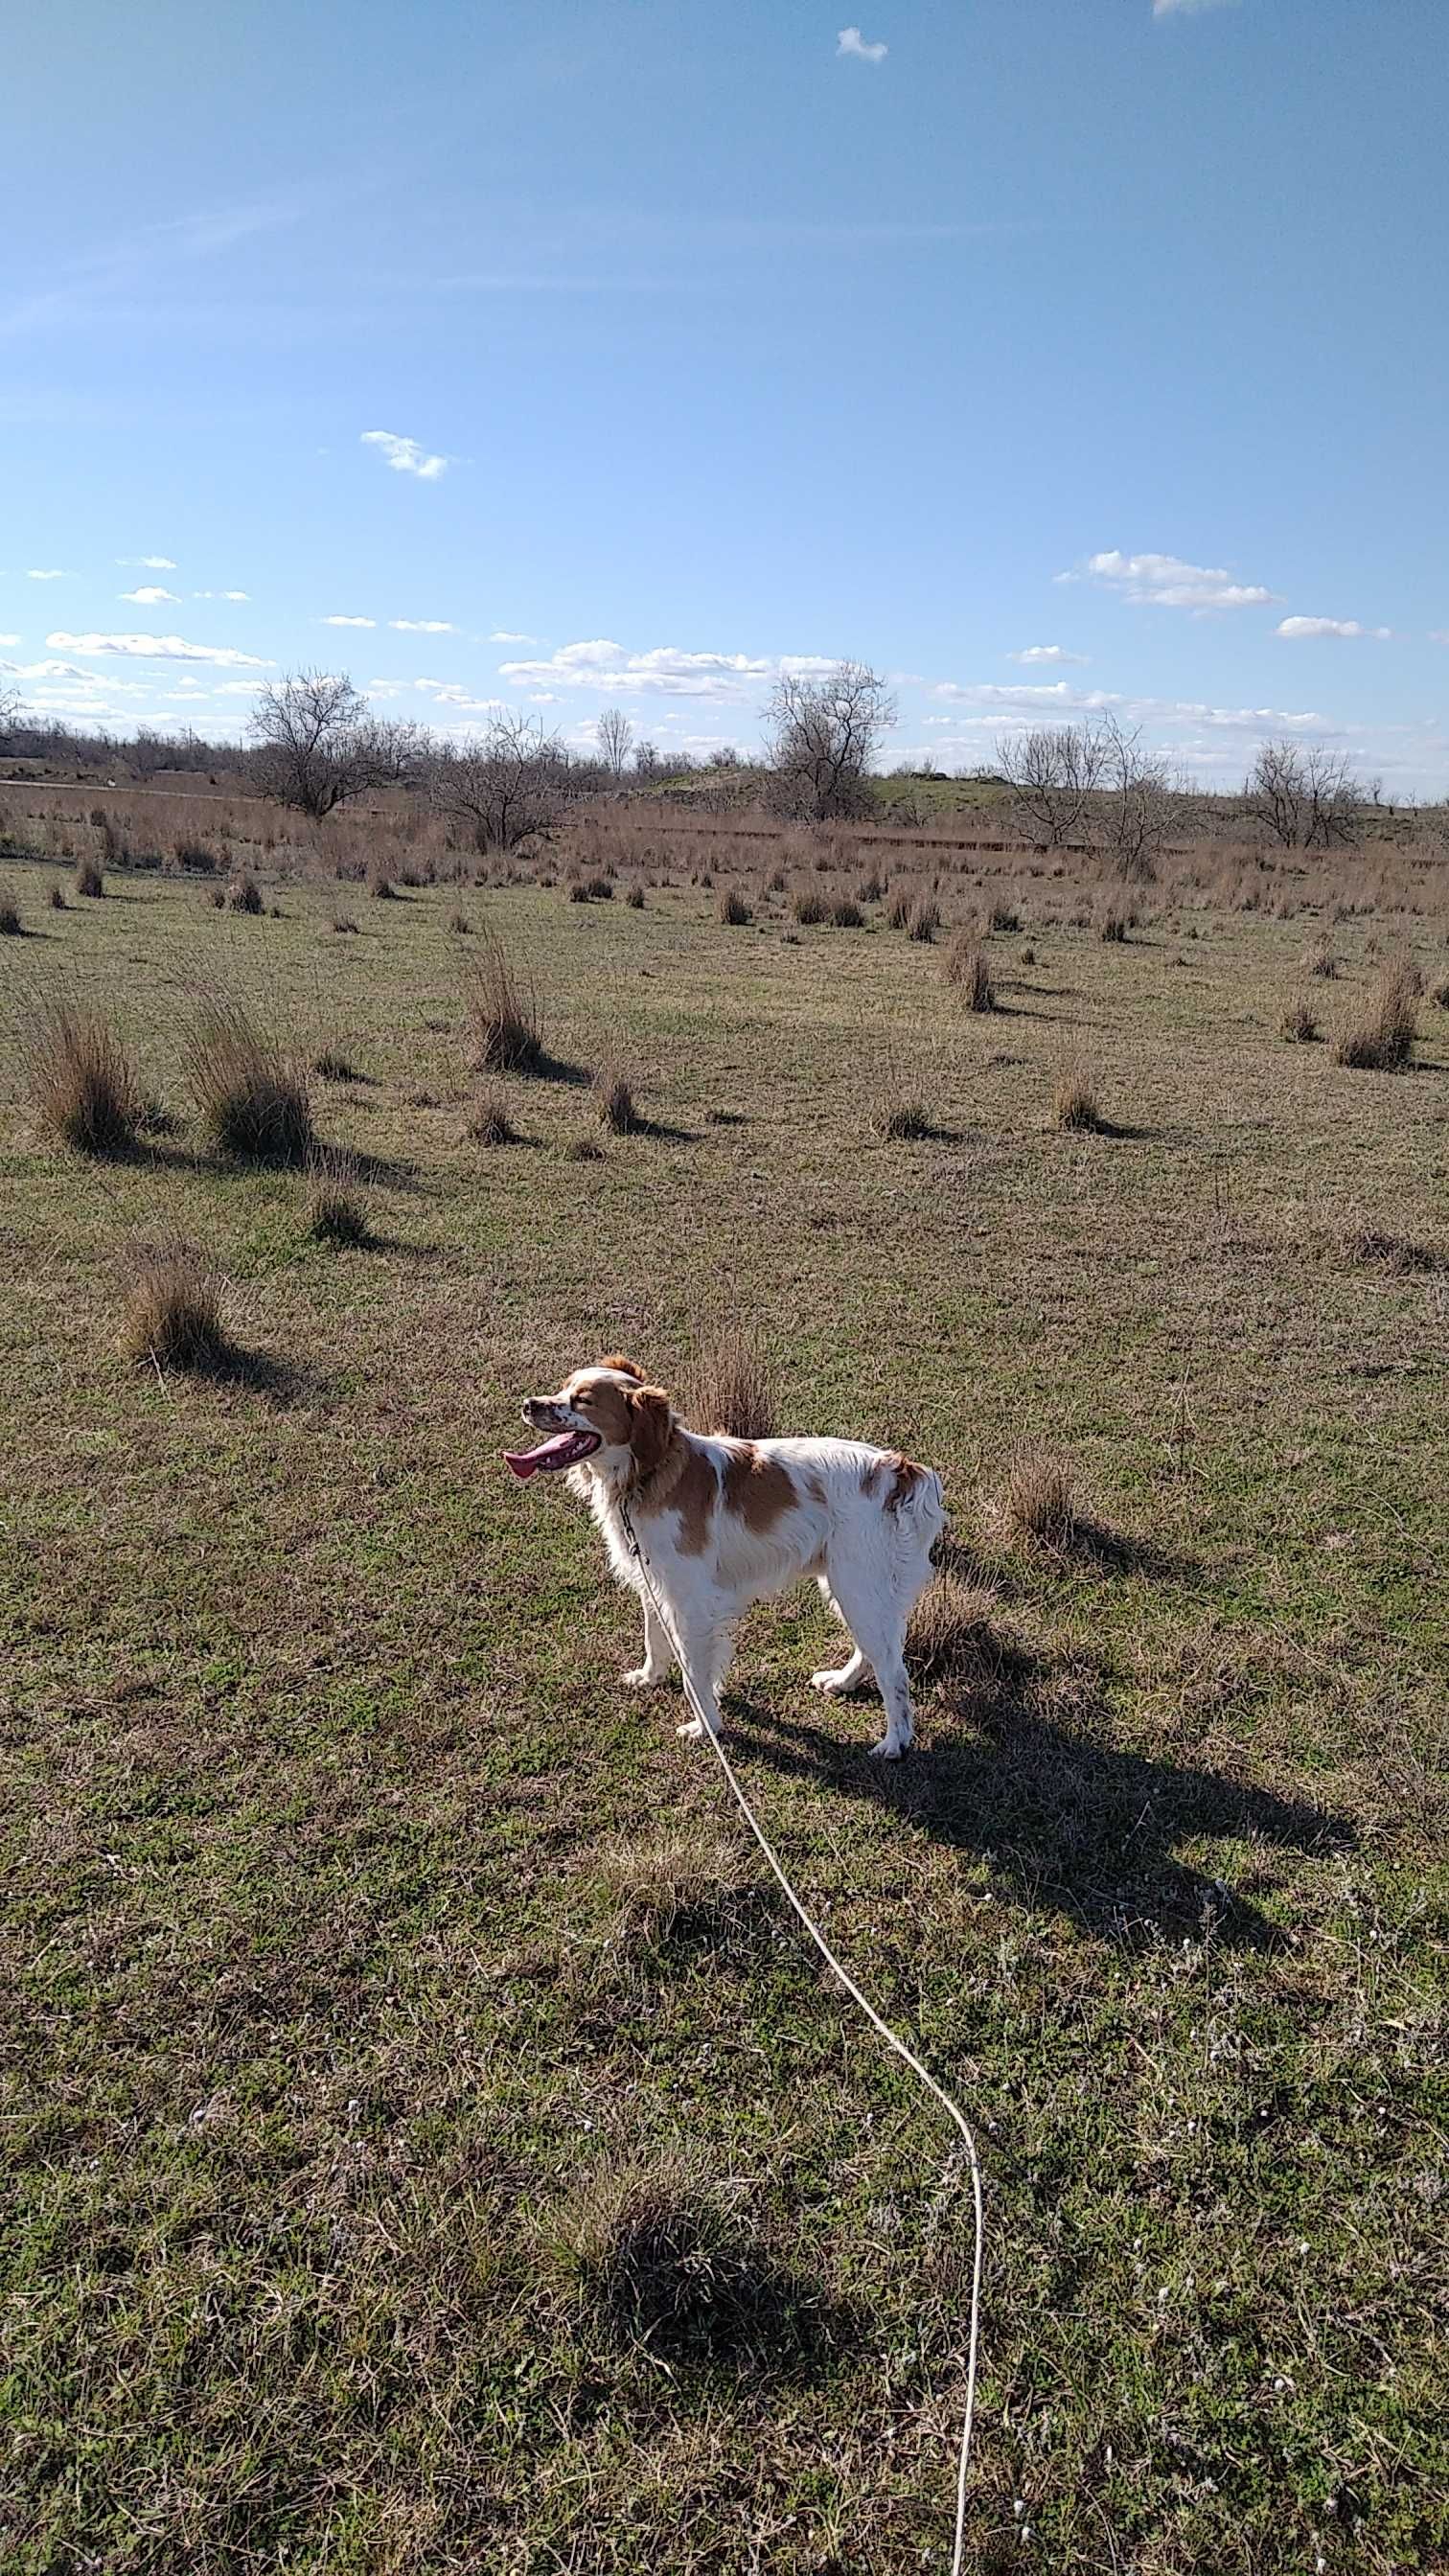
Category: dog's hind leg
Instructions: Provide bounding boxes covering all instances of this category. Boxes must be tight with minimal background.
[820,1567,914,1757]
[810,1576,872,1695]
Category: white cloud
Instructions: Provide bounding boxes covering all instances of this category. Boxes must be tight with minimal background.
[838,26,888,63]
[212,679,265,695]
[1276,615,1391,641]
[1008,644,1088,666]
[26,567,67,580]
[2,656,96,681]
[0,632,17,647]
[120,585,180,605]
[361,428,448,482]
[929,676,1334,738]
[496,637,822,702]
[1065,548,1278,611]
[412,679,505,713]
[389,617,455,633]
[490,629,537,643]
[47,630,272,667]
[193,588,249,601]
[323,613,377,628]
[118,554,177,569]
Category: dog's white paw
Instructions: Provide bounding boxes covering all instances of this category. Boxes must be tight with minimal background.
[676,1715,718,1743]
[623,1666,666,1690]
[868,1732,912,1760]
[812,1666,856,1695]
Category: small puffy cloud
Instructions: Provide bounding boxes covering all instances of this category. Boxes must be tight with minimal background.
[120,586,180,605]
[27,568,67,580]
[1008,644,1088,666]
[1065,548,1277,611]
[413,679,506,713]
[838,26,887,62]
[497,638,783,702]
[361,428,448,482]
[1276,615,1391,641]
[490,629,537,644]
[0,632,17,647]
[389,618,455,633]
[118,555,177,569]
[47,630,272,667]
[323,613,377,628]
[193,588,249,601]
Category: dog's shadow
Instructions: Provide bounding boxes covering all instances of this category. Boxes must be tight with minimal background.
[731,1654,1352,1952]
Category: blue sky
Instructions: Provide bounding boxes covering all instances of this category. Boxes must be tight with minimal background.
[5,0,1448,791]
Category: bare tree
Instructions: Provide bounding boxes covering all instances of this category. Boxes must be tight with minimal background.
[995,723,1108,849]
[765,660,895,819]
[1247,739,1363,848]
[0,678,19,749]
[249,672,423,819]
[1095,715,1182,880]
[426,713,572,851]
[595,706,633,780]
[632,738,661,782]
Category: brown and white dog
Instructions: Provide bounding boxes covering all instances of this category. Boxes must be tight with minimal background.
[505,1356,945,1757]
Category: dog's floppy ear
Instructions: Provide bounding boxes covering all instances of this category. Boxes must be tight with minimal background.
[627,1385,673,1477]
[602,1351,646,1382]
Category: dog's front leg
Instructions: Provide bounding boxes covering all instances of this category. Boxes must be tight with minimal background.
[623,1598,676,1689]
[674,1624,731,1744]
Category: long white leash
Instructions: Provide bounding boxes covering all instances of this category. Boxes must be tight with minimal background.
[617,1500,984,2575]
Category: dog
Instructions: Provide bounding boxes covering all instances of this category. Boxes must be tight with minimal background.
[504,1355,945,1757]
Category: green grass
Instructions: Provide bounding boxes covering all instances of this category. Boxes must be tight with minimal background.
[1,861,1446,2573]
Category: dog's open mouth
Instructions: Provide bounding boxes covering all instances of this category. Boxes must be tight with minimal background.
[503,1428,602,1480]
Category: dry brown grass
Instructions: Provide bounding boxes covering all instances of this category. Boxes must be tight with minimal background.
[331,910,359,934]
[598,1828,760,1948]
[906,1575,1000,1692]
[0,895,22,936]
[181,997,312,1162]
[1332,962,1419,1070]
[946,932,994,1009]
[718,886,751,926]
[872,1091,933,1140]
[24,999,140,1155]
[541,2159,770,2358]
[468,1085,517,1146]
[74,857,104,899]
[366,858,396,901]
[1304,941,1339,978]
[1052,1064,1102,1131]
[226,873,263,916]
[680,1321,780,1438]
[1279,995,1321,1043]
[311,1046,356,1082]
[448,908,471,935]
[47,884,67,911]
[593,1068,641,1134]
[792,887,828,927]
[998,1446,1079,1549]
[118,1235,231,1371]
[907,894,941,942]
[305,1149,371,1245]
[462,928,543,1072]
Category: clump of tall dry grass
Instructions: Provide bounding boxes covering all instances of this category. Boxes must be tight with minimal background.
[74,858,104,899]
[541,2158,765,2356]
[0,894,22,936]
[998,1447,1078,1549]
[872,1090,933,1140]
[681,1322,779,1438]
[886,886,912,930]
[119,1235,231,1371]
[594,1068,640,1133]
[468,1085,517,1145]
[24,999,140,1154]
[907,895,941,943]
[1052,1064,1101,1131]
[462,928,543,1072]
[599,1828,760,1949]
[828,896,865,929]
[181,997,312,1162]
[366,858,396,900]
[946,933,994,1009]
[1332,963,1419,1070]
[792,887,829,927]
[718,886,751,926]
[306,1148,370,1244]
[906,1576,1000,1692]
[1279,995,1321,1043]
[225,873,263,915]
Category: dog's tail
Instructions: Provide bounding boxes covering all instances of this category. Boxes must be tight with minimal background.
[883,1455,948,1576]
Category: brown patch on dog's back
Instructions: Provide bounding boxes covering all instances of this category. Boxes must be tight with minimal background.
[722,1441,796,1533]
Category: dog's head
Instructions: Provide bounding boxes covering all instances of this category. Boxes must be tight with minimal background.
[504,1354,673,1482]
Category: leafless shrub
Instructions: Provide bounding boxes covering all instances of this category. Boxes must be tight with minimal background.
[119,1235,230,1371]
[181,996,312,1162]
[462,929,543,1072]
[857,867,886,903]
[989,900,1021,932]
[1247,739,1363,849]
[250,670,422,817]
[24,998,140,1153]
[427,713,573,851]
[681,1321,779,1438]
[765,659,895,820]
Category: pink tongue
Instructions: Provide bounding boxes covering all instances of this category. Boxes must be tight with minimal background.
[502,1432,580,1480]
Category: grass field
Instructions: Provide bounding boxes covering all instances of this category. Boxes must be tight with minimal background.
[2,840,1446,2574]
